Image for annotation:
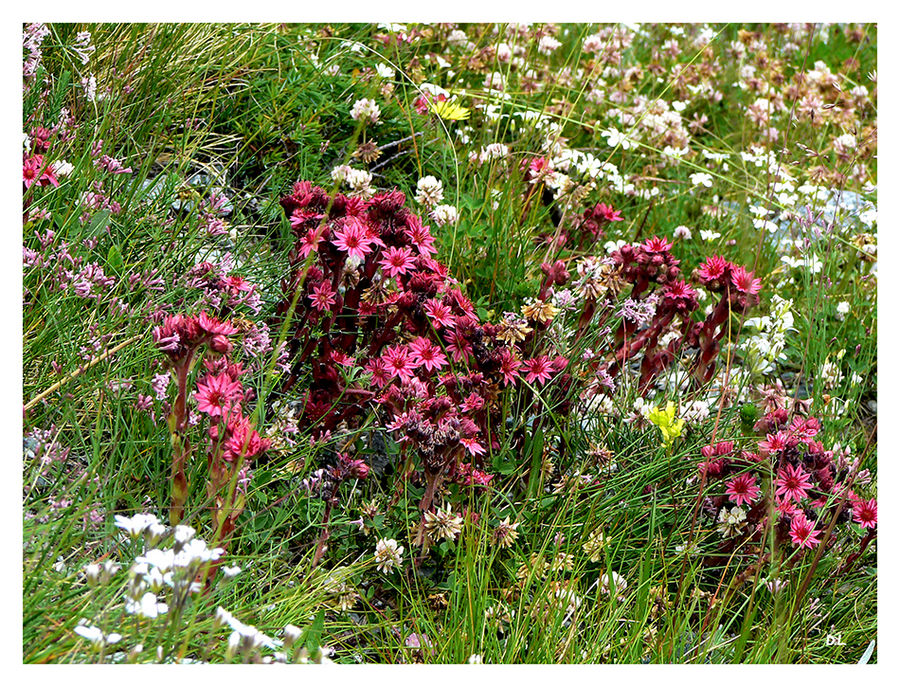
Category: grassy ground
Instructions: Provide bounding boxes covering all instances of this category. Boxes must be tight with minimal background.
[22,22,876,664]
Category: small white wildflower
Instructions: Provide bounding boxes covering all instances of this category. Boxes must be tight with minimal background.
[601,127,636,150]
[125,591,168,619]
[690,172,713,187]
[375,63,395,79]
[836,301,850,320]
[74,624,122,648]
[222,565,242,578]
[173,524,195,545]
[700,229,722,242]
[467,653,484,663]
[50,160,74,177]
[674,225,692,240]
[114,513,160,538]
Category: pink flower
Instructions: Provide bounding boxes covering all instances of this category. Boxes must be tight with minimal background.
[696,255,730,283]
[298,227,324,258]
[523,355,554,385]
[642,236,672,254]
[595,203,623,223]
[365,358,392,387]
[725,473,760,507]
[332,217,375,261]
[775,463,814,502]
[497,348,522,387]
[382,344,415,382]
[404,217,437,255]
[198,311,237,336]
[852,498,877,529]
[23,154,59,189]
[460,393,485,413]
[195,373,243,418]
[409,337,448,373]
[789,513,822,549]
[730,265,762,296]
[224,275,253,294]
[444,328,473,363]
[775,496,801,518]
[460,436,486,457]
[379,246,417,278]
[758,431,789,455]
[424,298,456,329]
[224,414,270,461]
[308,281,336,311]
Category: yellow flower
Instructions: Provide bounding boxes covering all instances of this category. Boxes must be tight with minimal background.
[429,99,471,121]
[647,401,685,448]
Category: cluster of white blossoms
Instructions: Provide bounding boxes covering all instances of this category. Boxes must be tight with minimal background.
[70,512,316,663]
[118,516,224,620]
[415,175,444,207]
[349,97,381,125]
[739,294,795,376]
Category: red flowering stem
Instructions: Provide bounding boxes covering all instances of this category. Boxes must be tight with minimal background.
[835,530,876,577]
[168,353,196,525]
[414,469,445,551]
[574,298,596,341]
[311,498,336,568]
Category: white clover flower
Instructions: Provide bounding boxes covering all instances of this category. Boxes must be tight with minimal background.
[600,571,628,597]
[374,538,405,573]
[423,505,464,542]
[448,29,469,47]
[350,98,381,125]
[674,225,692,240]
[690,172,713,187]
[538,35,562,55]
[716,506,747,537]
[430,204,458,226]
[415,175,444,207]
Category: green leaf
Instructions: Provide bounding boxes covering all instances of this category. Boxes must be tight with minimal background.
[106,244,123,274]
